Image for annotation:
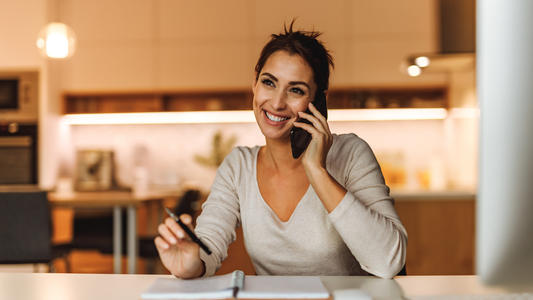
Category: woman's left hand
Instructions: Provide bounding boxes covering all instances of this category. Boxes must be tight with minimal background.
[292,102,333,175]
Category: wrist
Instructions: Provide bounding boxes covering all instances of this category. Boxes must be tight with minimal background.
[189,257,206,278]
[174,261,205,279]
[304,164,329,185]
[198,260,206,277]
[172,253,206,279]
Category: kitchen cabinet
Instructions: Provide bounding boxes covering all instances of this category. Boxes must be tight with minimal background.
[395,196,476,275]
[62,86,447,114]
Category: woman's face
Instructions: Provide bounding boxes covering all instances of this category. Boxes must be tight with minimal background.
[252,50,316,141]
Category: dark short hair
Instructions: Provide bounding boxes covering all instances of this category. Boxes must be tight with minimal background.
[254,21,334,96]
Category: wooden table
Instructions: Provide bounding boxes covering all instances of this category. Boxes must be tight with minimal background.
[1,273,532,299]
[48,190,182,274]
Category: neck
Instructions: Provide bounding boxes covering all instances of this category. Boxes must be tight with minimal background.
[262,137,302,171]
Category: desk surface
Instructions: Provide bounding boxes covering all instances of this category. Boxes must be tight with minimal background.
[48,190,183,207]
[1,273,532,300]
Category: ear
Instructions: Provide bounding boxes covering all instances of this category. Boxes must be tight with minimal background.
[323,90,328,99]
[252,74,258,94]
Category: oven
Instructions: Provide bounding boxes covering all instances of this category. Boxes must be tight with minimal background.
[0,122,38,185]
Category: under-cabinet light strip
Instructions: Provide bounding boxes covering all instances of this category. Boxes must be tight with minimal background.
[329,108,447,121]
[62,108,448,125]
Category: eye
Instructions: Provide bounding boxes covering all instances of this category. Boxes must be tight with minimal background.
[290,87,305,95]
[261,78,275,87]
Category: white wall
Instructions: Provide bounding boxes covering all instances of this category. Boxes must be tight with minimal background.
[0,0,46,68]
[66,119,447,192]
[57,0,446,90]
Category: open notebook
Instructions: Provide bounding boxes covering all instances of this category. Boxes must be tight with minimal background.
[141,270,330,299]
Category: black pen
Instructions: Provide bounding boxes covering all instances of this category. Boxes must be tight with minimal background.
[164,207,212,255]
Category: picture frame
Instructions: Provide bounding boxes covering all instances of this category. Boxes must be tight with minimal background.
[75,149,115,191]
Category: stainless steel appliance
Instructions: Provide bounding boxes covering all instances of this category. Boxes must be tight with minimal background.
[0,123,38,184]
[0,70,39,185]
[0,71,39,123]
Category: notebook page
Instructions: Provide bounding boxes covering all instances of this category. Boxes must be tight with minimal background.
[238,276,330,299]
[141,273,234,299]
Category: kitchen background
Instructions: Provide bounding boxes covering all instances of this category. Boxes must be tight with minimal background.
[1,0,478,274]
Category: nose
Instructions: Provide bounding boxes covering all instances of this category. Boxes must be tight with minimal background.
[270,90,287,110]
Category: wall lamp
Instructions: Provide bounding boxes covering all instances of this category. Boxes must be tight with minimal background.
[404,53,475,77]
[406,56,431,77]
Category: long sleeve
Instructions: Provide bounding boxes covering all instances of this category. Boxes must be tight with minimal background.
[194,148,243,277]
[326,134,407,279]
[193,136,407,278]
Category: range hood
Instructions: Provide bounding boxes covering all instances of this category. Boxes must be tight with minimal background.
[406,0,475,76]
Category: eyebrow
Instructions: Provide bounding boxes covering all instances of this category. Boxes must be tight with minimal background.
[261,72,311,90]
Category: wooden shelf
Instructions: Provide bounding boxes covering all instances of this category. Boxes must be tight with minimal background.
[63,86,448,114]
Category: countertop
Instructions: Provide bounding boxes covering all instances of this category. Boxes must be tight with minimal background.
[391,189,476,201]
[1,273,531,300]
[0,185,476,201]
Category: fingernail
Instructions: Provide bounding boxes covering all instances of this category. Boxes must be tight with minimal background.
[177,231,184,239]
[170,237,177,244]
[163,243,169,249]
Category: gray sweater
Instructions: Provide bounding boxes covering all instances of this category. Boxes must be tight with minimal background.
[195,133,407,279]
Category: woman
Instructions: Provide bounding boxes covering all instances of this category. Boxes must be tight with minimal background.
[154,23,407,279]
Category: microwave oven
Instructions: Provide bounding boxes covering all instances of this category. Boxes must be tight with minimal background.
[0,71,39,122]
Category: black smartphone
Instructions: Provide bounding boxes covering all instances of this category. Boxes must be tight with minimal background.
[290,92,328,159]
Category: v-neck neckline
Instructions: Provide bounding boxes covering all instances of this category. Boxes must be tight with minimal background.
[253,146,312,225]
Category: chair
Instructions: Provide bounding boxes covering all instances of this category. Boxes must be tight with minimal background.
[137,189,203,259]
[135,189,204,273]
[59,188,203,272]
[397,265,407,276]
[0,190,52,270]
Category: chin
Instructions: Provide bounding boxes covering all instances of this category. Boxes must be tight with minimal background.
[260,127,291,141]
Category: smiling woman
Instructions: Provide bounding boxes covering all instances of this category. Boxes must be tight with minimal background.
[153,22,407,279]
[253,51,315,140]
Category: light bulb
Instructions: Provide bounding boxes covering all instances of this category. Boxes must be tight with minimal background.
[415,56,430,68]
[36,22,77,59]
[407,65,422,77]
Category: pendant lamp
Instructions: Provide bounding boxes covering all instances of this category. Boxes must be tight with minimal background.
[36,22,77,59]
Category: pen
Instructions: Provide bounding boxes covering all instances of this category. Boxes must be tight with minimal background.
[231,270,244,299]
[164,207,212,255]
[232,286,238,300]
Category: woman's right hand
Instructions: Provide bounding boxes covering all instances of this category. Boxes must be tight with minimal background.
[154,214,205,278]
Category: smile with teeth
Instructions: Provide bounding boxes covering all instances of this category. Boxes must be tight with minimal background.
[265,111,289,122]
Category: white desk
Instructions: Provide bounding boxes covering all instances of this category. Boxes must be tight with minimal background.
[1,273,532,300]
[49,190,182,274]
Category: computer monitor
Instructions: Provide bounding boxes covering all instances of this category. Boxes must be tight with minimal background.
[477,0,533,286]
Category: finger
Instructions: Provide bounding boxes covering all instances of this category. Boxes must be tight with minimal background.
[293,121,320,136]
[293,121,329,148]
[154,236,170,251]
[297,111,326,133]
[308,102,326,121]
[165,217,186,240]
[158,223,178,245]
[308,102,331,133]
[179,214,195,231]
